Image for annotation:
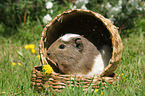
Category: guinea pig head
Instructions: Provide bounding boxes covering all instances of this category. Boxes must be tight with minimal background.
[47,34,84,73]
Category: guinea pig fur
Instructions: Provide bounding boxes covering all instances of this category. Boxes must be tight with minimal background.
[47,34,111,77]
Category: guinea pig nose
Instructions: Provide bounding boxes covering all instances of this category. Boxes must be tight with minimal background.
[47,53,50,56]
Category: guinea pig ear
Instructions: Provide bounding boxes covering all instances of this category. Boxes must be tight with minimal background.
[74,38,84,52]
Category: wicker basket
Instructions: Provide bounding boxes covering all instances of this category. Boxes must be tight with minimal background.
[31,9,123,93]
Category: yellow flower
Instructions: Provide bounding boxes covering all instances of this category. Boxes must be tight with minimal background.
[18,63,21,66]
[43,64,53,75]
[29,44,35,49]
[95,89,99,92]
[37,55,40,60]
[95,89,103,95]
[25,44,35,50]
[119,73,127,80]
[12,62,16,67]
[101,91,103,95]
[121,73,124,76]
[31,49,36,53]
[24,45,29,49]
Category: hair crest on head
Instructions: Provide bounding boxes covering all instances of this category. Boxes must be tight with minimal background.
[60,34,80,42]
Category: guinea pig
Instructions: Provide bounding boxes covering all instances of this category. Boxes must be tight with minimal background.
[47,33,111,77]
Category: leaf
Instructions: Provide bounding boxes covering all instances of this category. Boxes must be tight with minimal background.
[17,51,24,57]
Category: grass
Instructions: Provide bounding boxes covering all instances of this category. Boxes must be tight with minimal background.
[0,18,145,95]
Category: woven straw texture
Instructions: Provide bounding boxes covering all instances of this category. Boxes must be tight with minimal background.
[31,9,123,93]
[31,65,119,93]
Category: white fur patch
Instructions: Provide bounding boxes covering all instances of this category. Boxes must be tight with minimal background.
[86,54,104,77]
[77,45,111,77]
[60,34,80,42]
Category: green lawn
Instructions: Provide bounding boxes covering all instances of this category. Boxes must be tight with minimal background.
[0,20,144,95]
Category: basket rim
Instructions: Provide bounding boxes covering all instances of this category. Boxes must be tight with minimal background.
[33,65,119,79]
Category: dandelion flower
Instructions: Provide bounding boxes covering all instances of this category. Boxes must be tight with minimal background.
[24,45,29,49]
[31,49,36,53]
[12,62,16,67]
[46,1,53,9]
[43,64,53,75]
[101,91,103,95]
[95,89,103,95]
[95,89,99,92]
[43,14,52,24]
[29,44,35,50]
[37,55,40,60]
[18,63,21,66]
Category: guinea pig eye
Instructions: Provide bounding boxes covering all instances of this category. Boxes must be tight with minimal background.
[59,44,66,49]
